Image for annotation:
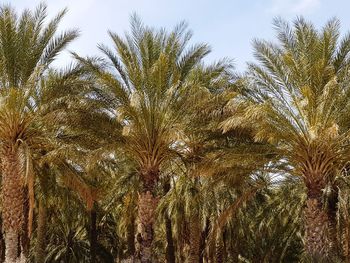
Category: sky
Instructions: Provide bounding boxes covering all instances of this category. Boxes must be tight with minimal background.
[10,0,350,72]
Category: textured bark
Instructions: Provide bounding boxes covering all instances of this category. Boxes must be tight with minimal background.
[188,215,201,263]
[137,191,158,263]
[136,168,159,263]
[199,219,210,263]
[327,186,339,258]
[303,169,337,261]
[179,222,190,263]
[0,217,5,263]
[4,228,18,263]
[18,253,26,263]
[127,213,135,257]
[304,197,331,259]
[90,207,97,263]
[21,187,30,260]
[1,147,24,263]
[35,201,47,263]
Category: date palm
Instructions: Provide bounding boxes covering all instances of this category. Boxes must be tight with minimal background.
[75,15,211,262]
[157,60,272,262]
[178,62,235,263]
[32,66,101,263]
[222,17,350,260]
[0,4,78,262]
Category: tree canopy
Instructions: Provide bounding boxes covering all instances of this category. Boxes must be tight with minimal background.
[1,3,350,263]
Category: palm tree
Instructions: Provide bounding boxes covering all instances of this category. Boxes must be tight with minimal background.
[32,67,83,263]
[178,61,233,263]
[35,59,133,263]
[222,17,350,260]
[75,15,211,262]
[0,4,78,262]
[44,190,90,263]
[232,175,304,262]
[156,60,270,262]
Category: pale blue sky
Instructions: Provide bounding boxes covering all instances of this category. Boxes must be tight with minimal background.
[11,0,350,72]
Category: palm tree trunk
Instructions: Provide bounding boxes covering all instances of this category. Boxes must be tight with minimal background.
[327,186,339,258]
[89,206,97,263]
[127,213,135,257]
[165,214,175,263]
[136,168,159,263]
[20,187,30,262]
[35,200,47,263]
[179,222,189,263]
[0,216,5,263]
[199,219,210,263]
[304,186,332,260]
[4,229,18,263]
[163,181,175,263]
[188,215,201,263]
[1,146,24,263]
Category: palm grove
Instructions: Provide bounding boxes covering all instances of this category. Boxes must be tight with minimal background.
[1,3,350,263]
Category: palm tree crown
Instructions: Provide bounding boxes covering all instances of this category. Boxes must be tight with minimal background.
[0,3,78,262]
[222,17,350,259]
[75,15,213,262]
